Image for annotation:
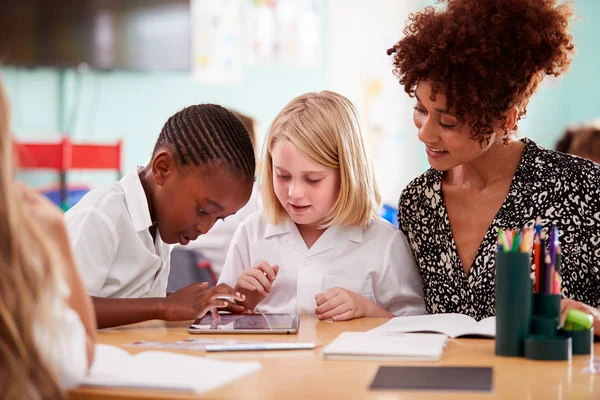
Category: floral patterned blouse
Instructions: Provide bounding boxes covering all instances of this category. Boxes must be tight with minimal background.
[398,138,600,320]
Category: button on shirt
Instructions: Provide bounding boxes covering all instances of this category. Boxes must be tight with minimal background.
[65,167,171,298]
[218,212,425,316]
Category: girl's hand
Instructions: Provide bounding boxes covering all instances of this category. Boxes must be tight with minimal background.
[560,298,600,336]
[314,288,393,321]
[234,261,279,310]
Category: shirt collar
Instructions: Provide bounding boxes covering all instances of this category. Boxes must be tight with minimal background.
[263,215,364,245]
[342,223,363,244]
[119,167,154,232]
[264,215,295,239]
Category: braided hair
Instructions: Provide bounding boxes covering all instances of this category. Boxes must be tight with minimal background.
[153,104,255,181]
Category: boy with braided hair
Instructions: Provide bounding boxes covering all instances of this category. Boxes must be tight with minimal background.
[65,104,255,328]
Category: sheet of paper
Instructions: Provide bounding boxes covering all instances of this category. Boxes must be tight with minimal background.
[83,344,261,393]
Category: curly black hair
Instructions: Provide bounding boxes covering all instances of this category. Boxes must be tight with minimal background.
[387,0,575,145]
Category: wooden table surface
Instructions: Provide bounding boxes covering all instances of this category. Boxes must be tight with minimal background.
[69,315,599,399]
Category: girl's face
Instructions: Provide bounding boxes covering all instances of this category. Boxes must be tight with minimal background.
[271,140,340,229]
[413,80,497,171]
[151,155,253,245]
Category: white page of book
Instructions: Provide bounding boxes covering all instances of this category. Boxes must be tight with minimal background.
[368,314,496,338]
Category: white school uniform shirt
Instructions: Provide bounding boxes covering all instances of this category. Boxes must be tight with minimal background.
[34,278,88,391]
[218,211,425,316]
[65,167,171,298]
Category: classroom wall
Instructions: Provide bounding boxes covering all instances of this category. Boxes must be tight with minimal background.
[519,0,600,148]
[2,0,599,197]
[328,0,426,205]
[3,0,427,206]
[1,1,331,187]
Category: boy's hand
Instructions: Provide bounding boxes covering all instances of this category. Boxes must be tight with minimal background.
[160,282,246,321]
[314,287,392,321]
[234,261,279,310]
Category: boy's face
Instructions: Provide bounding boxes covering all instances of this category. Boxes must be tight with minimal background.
[150,154,253,245]
[271,140,340,229]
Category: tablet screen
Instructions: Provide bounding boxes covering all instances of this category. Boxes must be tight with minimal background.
[189,313,299,333]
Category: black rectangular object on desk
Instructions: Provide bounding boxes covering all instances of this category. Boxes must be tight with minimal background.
[369,366,493,392]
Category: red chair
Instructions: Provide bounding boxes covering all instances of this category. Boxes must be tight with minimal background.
[13,137,122,209]
[71,140,122,173]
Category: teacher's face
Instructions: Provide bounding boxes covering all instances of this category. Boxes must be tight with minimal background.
[413,80,495,171]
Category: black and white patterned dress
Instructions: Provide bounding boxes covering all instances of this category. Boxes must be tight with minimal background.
[398,138,600,320]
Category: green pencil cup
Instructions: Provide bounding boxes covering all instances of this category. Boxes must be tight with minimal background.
[559,328,594,355]
[533,294,561,319]
[531,316,559,336]
[525,335,572,361]
[495,252,532,357]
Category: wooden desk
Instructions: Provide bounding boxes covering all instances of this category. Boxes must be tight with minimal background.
[70,316,599,399]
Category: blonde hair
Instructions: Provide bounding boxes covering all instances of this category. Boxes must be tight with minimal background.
[0,81,67,399]
[261,91,381,227]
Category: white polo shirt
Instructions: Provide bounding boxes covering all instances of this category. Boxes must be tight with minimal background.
[218,212,425,316]
[34,278,88,391]
[65,167,171,298]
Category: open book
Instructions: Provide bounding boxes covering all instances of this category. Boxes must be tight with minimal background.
[322,331,448,361]
[368,314,496,339]
[83,344,261,393]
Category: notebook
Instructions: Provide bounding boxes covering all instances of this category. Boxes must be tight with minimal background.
[367,313,496,339]
[322,331,448,361]
[83,344,261,393]
[370,366,493,392]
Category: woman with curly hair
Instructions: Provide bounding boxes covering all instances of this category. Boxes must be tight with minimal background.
[388,0,600,332]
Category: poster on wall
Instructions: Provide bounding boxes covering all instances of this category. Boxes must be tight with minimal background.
[191,0,244,84]
[246,0,321,67]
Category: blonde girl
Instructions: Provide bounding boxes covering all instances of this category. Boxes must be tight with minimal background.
[218,91,425,321]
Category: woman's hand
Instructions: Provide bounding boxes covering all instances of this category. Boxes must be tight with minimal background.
[560,298,600,336]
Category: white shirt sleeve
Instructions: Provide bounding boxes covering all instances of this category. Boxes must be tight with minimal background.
[64,208,119,297]
[34,280,89,391]
[57,307,89,389]
[217,223,252,288]
[375,230,426,316]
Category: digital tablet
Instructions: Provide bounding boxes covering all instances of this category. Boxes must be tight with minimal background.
[189,313,300,334]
